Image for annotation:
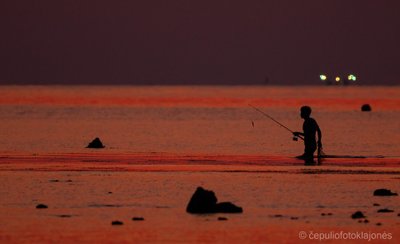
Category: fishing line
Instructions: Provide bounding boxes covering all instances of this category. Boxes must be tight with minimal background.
[249,104,304,141]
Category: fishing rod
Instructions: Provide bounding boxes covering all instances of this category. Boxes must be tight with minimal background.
[249,104,304,141]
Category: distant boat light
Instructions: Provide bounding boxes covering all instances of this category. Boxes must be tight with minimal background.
[348,74,357,81]
[335,77,341,82]
[320,74,327,81]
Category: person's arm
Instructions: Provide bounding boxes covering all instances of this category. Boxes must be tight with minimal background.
[316,123,322,148]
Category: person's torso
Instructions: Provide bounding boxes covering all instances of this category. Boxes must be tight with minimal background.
[303,118,317,143]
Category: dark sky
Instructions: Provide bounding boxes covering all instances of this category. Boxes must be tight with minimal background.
[1,1,399,85]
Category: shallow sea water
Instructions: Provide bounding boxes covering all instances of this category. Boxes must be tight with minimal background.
[0,85,399,243]
[0,85,399,157]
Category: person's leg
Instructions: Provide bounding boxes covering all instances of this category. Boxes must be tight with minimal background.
[304,143,317,165]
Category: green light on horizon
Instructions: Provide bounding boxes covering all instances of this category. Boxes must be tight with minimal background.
[348,74,357,81]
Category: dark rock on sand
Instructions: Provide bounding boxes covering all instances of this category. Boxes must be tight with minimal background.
[36,204,48,209]
[361,104,372,112]
[215,202,243,213]
[376,222,382,226]
[186,187,217,213]
[218,217,228,221]
[351,211,365,219]
[57,215,72,218]
[111,221,123,225]
[373,189,398,196]
[186,187,243,214]
[86,137,105,148]
[377,208,394,213]
[132,217,145,221]
[373,203,380,206]
[364,219,369,223]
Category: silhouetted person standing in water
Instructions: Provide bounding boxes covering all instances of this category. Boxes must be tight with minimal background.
[293,106,322,164]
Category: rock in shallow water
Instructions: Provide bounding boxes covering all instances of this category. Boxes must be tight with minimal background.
[132,217,145,221]
[373,189,398,196]
[351,211,365,219]
[86,137,105,148]
[361,104,372,112]
[111,221,123,225]
[36,204,48,209]
[377,208,394,213]
[215,202,243,213]
[186,187,243,214]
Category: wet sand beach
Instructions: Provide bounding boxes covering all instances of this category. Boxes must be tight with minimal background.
[0,153,399,243]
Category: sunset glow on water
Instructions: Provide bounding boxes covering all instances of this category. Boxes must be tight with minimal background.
[0,85,399,243]
[0,85,399,109]
[0,86,399,156]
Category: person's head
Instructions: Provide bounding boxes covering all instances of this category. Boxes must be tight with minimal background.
[300,106,312,119]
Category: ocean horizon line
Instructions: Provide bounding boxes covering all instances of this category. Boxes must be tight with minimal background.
[1,83,399,87]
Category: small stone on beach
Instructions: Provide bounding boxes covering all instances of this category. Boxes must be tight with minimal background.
[351,211,365,219]
[376,222,382,226]
[132,217,144,221]
[361,104,372,112]
[377,208,394,213]
[218,217,228,221]
[364,219,369,223]
[57,215,72,218]
[373,189,398,196]
[111,221,123,225]
[36,204,48,209]
[373,203,380,206]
